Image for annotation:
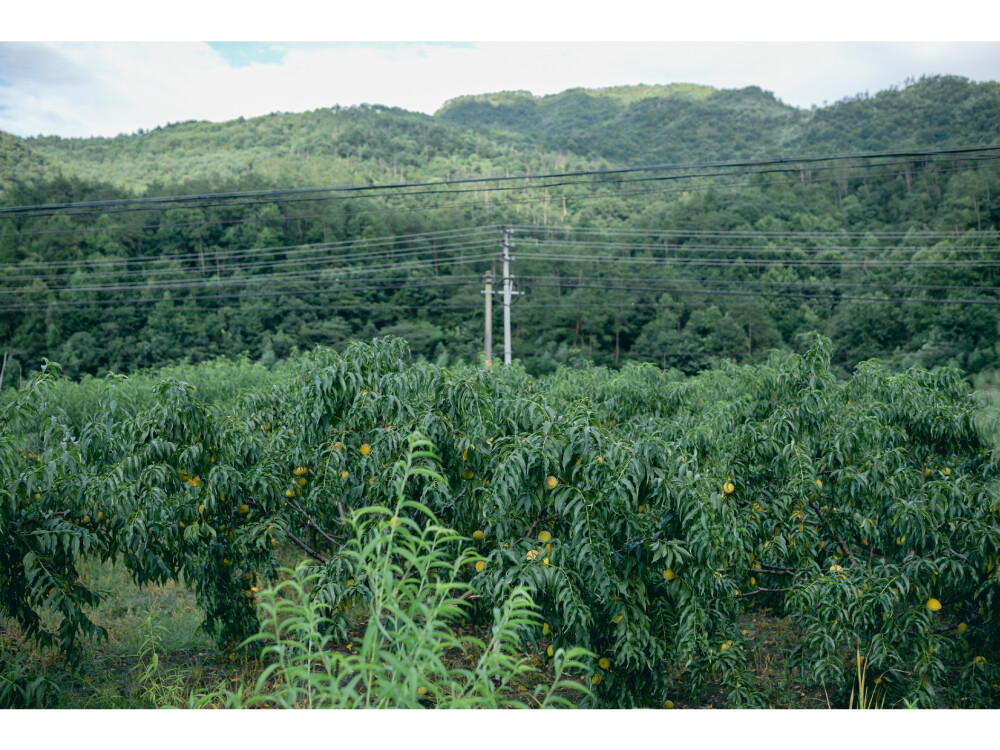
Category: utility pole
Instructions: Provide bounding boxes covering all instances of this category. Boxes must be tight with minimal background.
[502,228,513,365]
[481,228,525,366]
[500,227,525,365]
[482,270,493,367]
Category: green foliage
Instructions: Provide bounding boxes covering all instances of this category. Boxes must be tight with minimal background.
[1,76,998,381]
[4,75,998,709]
[0,649,61,708]
[189,433,593,709]
[0,364,109,667]
[4,336,997,708]
[130,613,189,707]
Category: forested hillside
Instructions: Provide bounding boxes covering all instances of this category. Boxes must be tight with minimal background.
[1,75,998,384]
[438,77,1000,163]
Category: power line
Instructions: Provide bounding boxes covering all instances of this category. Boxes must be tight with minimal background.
[5,268,995,313]
[515,240,1000,255]
[8,151,999,221]
[0,276,485,312]
[1,159,994,242]
[7,233,994,287]
[2,219,996,306]
[517,275,1000,294]
[516,225,993,239]
[517,280,1000,306]
[0,257,494,297]
[4,144,997,217]
[517,251,1000,268]
[0,241,494,294]
[0,300,495,319]
[8,243,997,297]
[0,225,495,269]
[0,238,500,284]
[10,235,996,288]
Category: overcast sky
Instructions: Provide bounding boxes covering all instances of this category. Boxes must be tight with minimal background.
[3,4,998,139]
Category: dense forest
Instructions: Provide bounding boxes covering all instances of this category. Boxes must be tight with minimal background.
[1,74,999,384]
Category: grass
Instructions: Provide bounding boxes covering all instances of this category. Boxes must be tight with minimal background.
[2,555,222,708]
[2,545,581,709]
[737,611,831,709]
[0,558,955,709]
[0,565,882,709]
[6,576,790,708]
[662,610,831,709]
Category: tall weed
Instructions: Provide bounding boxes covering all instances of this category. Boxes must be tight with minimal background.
[190,433,592,708]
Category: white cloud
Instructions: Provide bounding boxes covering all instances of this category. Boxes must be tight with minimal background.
[0,41,998,138]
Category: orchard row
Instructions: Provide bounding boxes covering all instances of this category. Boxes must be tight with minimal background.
[2,335,998,706]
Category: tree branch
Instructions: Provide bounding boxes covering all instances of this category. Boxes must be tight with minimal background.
[285,496,342,548]
[836,534,856,563]
[441,486,468,515]
[750,567,796,576]
[736,587,791,598]
[810,500,855,563]
[285,530,329,564]
[527,514,559,539]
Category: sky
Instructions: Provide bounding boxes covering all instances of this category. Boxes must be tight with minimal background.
[2,3,999,139]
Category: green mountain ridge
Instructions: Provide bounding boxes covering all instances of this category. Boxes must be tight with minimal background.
[437,76,1000,165]
[7,75,998,197]
[0,75,998,384]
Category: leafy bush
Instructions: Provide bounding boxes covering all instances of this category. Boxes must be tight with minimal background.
[189,433,592,709]
[0,649,60,708]
[3,336,998,708]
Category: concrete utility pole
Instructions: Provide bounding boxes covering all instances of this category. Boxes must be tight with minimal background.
[500,227,524,364]
[502,228,513,365]
[481,228,525,366]
[482,271,493,367]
